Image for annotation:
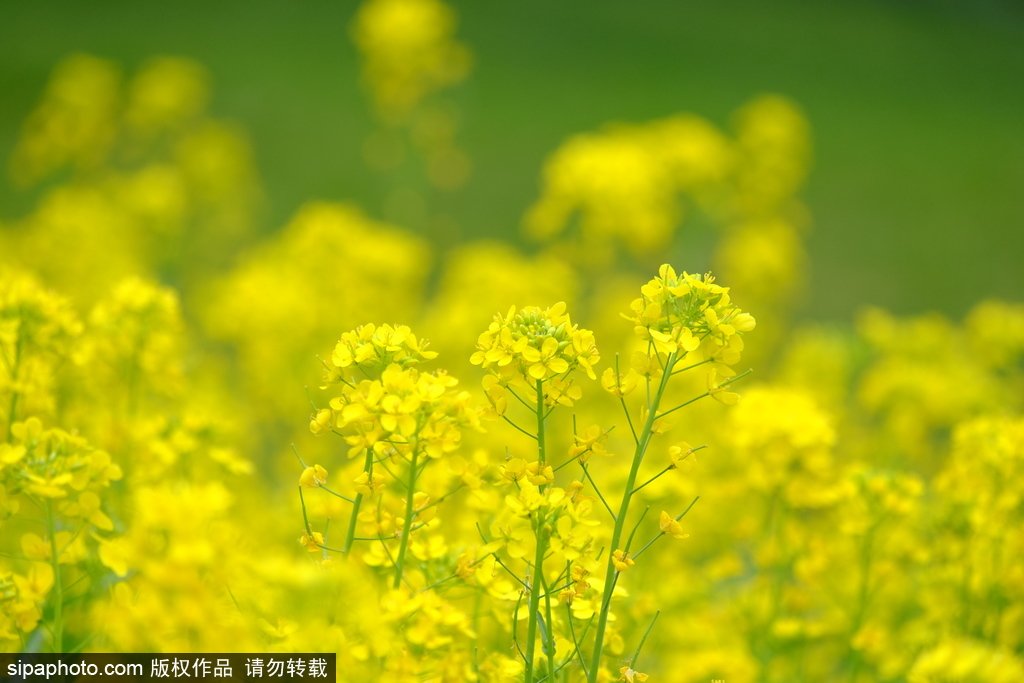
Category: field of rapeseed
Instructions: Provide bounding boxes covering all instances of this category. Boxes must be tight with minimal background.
[2,1,1023,681]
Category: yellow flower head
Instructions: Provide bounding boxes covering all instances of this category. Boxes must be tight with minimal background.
[624,266,754,367]
[299,464,328,488]
[601,366,639,397]
[330,323,438,373]
[569,425,612,464]
[707,367,741,405]
[309,408,333,435]
[612,549,635,572]
[659,511,689,539]
[619,667,649,682]
[300,531,324,553]
[351,0,471,121]
[471,302,600,387]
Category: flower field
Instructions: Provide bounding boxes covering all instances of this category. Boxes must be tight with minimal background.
[2,1,1023,681]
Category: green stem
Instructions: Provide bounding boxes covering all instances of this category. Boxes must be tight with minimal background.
[587,352,676,683]
[631,466,672,496]
[45,500,63,652]
[566,604,589,679]
[524,512,548,683]
[615,354,639,446]
[5,334,22,443]
[503,415,539,441]
[343,448,374,553]
[630,610,660,671]
[525,378,548,683]
[535,379,547,469]
[543,575,556,683]
[580,464,616,521]
[847,519,880,682]
[392,447,419,589]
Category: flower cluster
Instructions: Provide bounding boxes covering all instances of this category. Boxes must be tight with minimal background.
[5,19,1024,683]
[351,0,471,122]
[1,418,121,642]
[329,323,438,374]
[626,265,755,363]
[316,326,479,463]
[471,302,600,388]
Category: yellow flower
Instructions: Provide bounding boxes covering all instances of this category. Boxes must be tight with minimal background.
[500,457,528,483]
[97,537,132,577]
[522,336,570,380]
[455,553,477,580]
[481,374,508,418]
[354,471,386,496]
[630,350,662,379]
[668,442,696,469]
[707,368,741,405]
[300,531,324,553]
[612,549,635,572]
[309,408,333,435]
[659,511,689,539]
[569,425,611,463]
[619,667,649,682]
[601,366,639,397]
[544,377,582,407]
[525,461,554,486]
[299,464,328,488]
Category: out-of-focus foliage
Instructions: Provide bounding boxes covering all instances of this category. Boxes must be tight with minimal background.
[2,1,1023,681]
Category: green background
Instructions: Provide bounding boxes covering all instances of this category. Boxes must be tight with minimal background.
[1,0,1021,322]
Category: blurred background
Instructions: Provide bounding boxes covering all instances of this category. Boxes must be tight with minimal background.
[1,0,1022,322]
[3,1,1024,673]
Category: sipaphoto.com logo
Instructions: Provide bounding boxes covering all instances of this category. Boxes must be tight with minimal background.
[0,653,336,682]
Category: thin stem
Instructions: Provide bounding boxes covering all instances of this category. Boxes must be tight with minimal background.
[344,448,374,553]
[670,357,712,376]
[631,466,672,496]
[493,555,530,590]
[535,379,547,467]
[512,589,527,663]
[657,368,752,420]
[376,458,406,490]
[630,610,660,671]
[298,487,313,535]
[524,512,548,683]
[566,605,589,679]
[507,385,535,411]
[580,464,616,521]
[45,500,63,652]
[290,443,307,468]
[655,392,710,420]
[525,378,549,683]
[503,416,538,441]
[542,575,556,683]
[304,385,319,411]
[420,483,464,511]
[623,507,649,553]
[319,485,355,504]
[614,354,640,446]
[392,447,420,588]
[5,334,22,443]
[475,524,530,589]
[587,351,677,683]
